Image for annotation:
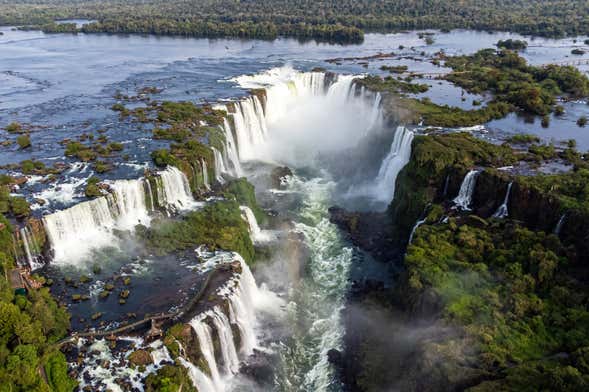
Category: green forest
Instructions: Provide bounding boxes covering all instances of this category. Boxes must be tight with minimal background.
[3,0,589,43]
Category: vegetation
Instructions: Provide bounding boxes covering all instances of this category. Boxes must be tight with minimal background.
[443,49,589,116]
[144,364,197,392]
[84,176,102,198]
[0,214,74,390]
[4,0,589,42]
[496,39,528,50]
[222,178,265,223]
[357,75,429,95]
[16,135,31,149]
[4,122,25,134]
[355,131,589,391]
[401,216,589,391]
[136,200,255,264]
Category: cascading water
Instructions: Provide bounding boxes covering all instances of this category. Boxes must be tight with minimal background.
[156,166,198,211]
[493,182,513,219]
[239,206,274,243]
[408,218,427,245]
[220,119,242,177]
[212,147,227,183]
[182,256,262,392]
[220,67,408,391]
[554,213,566,235]
[453,170,480,211]
[369,126,414,203]
[43,166,196,265]
[201,159,211,190]
[20,226,43,270]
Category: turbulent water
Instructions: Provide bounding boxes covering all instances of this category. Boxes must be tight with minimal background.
[43,166,199,264]
[274,175,352,391]
[13,65,401,391]
[453,169,480,211]
[493,181,513,219]
[218,67,410,391]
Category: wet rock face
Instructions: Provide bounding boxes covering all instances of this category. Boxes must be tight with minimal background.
[328,206,400,263]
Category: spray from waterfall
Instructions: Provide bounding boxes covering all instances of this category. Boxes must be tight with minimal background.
[239,206,274,243]
[368,126,414,203]
[492,182,513,219]
[453,170,480,211]
[43,166,197,265]
[19,226,44,270]
[212,147,227,184]
[220,119,242,177]
[182,256,261,392]
[201,159,211,190]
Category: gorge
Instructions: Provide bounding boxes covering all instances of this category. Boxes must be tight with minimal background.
[1,25,589,392]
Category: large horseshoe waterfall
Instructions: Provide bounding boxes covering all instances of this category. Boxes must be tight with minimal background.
[24,67,413,392]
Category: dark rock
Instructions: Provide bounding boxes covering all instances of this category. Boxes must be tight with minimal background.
[239,348,275,386]
[270,166,293,189]
[327,348,343,366]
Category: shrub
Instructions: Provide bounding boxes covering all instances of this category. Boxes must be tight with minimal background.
[16,135,31,149]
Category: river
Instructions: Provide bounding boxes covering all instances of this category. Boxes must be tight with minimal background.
[2,26,589,391]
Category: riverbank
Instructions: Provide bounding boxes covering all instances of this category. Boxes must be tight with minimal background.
[332,130,589,391]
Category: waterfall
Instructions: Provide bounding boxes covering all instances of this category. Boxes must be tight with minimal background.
[210,309,240,374]
[157,166,197,210]
[189,316,223,390]
[442,175,450,197]
[366,92,383,133]
[453,170,480,211]
[43,166,196,264]
[240,206,273,243]
[220,119,242,177]
[554,213,566,235]
[20,227,43,270]
[371,126,415,202]
[211,147,227,184]
[201,159,211,190]
[184,256,260,392]
[179,357,217,392]
[408,218,427,245]
[223,68,362,163]
[232,97,267,161]
[240,206,262,240]
[492,182,513,219]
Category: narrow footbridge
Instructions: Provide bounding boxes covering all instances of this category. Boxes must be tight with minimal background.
[54,263,231,347]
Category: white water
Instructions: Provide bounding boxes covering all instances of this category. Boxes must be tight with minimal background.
[453,170,480,211]
[20,226,44,270]
[222,68,404,390]
[370,126,414,202]
[221,67,384,167]
[493,181,513,219]
[184,256,266,392]
[342,126,414,206]
[554,213,566,235]
[221,118,243,177]
[239,205,274,244]
[156,166,199,211]
[43,166,197,265]
[408,217,427,244]
[75,337,172,392]
[201,159,211,190]
[212,147,227,184]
